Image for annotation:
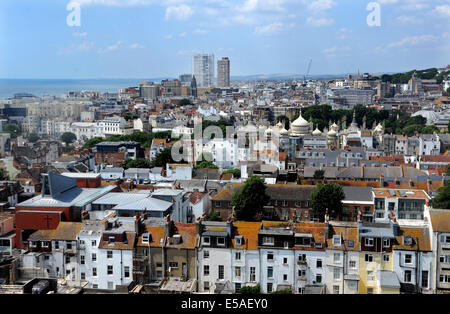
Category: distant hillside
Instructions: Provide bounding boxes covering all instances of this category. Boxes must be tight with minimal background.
[380,67,450,84]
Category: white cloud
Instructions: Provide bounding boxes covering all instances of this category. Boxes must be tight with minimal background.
[164,34,173,39]
[76,0,156,6]
[307,0,336,12]
[337,27,351,40]
[58,41,94,55]
[129,43,144,49]
[321,45,351,58]
[73,32,88,37]
[386,34,438,49]
[395,15,421,24]
[204,7,219,15]
[240,0,286,13]
[165,4,193,21]
[377,0,398,4]
[179,32,187,37]
[433,5,450,17]
[98,41,123,54]
[306,17,334,27]
[193,29,209,34]
[254,22,294,35]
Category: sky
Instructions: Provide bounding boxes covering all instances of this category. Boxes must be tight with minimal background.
[0,0,449,79]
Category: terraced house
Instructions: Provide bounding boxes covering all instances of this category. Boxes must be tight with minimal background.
[211,183,316,221]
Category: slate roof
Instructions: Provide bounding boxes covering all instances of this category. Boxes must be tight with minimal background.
[359,222,396,238]
[342,186,373,202]
[378,271,401,288]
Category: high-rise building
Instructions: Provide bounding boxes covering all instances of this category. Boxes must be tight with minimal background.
[192,54,214,88]
[191,76,198,98]
[179,74,193,86]
[217,57,230,88]
[139,81,160,100]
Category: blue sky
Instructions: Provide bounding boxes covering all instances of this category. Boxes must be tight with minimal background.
[0,0,449,79]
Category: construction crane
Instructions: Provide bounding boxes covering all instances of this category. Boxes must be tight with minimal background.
[304,59,312,82]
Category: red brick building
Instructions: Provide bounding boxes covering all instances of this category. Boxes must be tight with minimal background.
[14,171,115,249]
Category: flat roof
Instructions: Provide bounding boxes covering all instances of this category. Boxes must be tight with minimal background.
[17,186,115,208]
[373,188,430,200]
[61,172,101,179]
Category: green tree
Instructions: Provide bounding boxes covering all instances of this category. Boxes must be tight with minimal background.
[232,176,270,221]
[60,132,77,145]
[125,158,150,169]
[238,284,260,294]
[223,169,241,178]
[28,132,39,143]
[195,161,218,169]
[433,181,450,209]
[402,124,424,136]
[83,137,104,149]
[313,169,325,180]
[0,168,9,180]
[177,98,192,106]
[421,125,440,134]
[276,115,289,123]
[4,123,20,138]
[445,164,450,176]
[206,211,223,222]
[272,289,293,294]
[311,183,345,221]
[153,147,175,168]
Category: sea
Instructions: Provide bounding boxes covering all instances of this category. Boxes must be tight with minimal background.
[0,78,169,99]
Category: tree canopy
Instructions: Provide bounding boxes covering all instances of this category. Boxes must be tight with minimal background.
[152,147,181,168]
[28,132,39,143]
[60,132,77,145]
[82,131,173,149]
[232,176,270,221]
[311,183,346,221]
[125,158,150,169]
[206,210,223,222]
[433,181,450,209]
[177,98,192,106]
[0,169,9,180]
[201,119,233,139]
[381,68,440,84]
[4,123,20,138]
[223,169,241,178]
[313,169,325,180]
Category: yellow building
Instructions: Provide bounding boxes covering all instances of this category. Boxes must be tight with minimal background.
[358,222,398,294]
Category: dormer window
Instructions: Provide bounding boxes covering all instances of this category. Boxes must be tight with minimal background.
[142,232,150,244]
[202,236,211,246]
[217,237,225,246]
[263,236,274,246]
[383,238,390,248]
[333,235,342,246]
[365,237,374,247]
[109,236,115,244]
[30,241,37,248]
[42,241,49,248]
[235,236,243,246]
[403,236,413,245]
